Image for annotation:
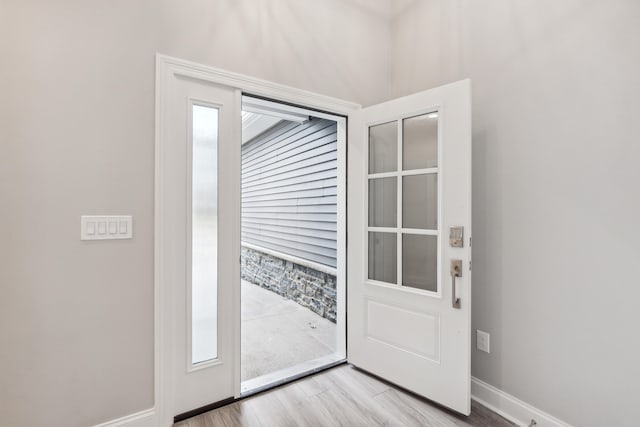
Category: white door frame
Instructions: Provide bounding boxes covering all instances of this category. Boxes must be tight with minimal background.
[154,54,358,426]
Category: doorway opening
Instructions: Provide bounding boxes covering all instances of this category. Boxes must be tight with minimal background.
[239,95,347,394]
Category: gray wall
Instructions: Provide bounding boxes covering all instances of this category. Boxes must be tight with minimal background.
[390,1,640,426]
[0,1,390,426]
[242,118,338,267]
[3,1,638,426]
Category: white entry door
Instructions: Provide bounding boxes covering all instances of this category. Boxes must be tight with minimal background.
[347,80,472,414]
[157,59,241,421]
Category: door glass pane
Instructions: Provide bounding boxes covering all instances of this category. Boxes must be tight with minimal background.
[403,113,438,170]
[369,177,397,227]
[369,121,397,174]
[403,234,437,292]
[403,174,437,230]
[192,104,218,365]
[368,232,397,284]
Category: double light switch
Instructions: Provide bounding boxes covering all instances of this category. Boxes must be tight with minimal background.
[81,215,133,240]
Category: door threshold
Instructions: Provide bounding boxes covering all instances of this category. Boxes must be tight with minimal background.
[173,396,235,424]
[240,354,346,397]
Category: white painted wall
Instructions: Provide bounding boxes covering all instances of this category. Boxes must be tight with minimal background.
[0,1,390,426]
[390,1,640,426]
[3,1,638,425]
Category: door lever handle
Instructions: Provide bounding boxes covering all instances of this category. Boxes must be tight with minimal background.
[451,260,462,309]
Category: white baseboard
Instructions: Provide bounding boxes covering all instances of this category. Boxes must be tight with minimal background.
[92,408,156,427]
[471,377,572,427]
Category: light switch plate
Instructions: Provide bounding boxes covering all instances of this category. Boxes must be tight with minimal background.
[477,330,490,353]
[81,215,133,240]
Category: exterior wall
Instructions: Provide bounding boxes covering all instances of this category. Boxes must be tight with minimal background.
[242,118,338,268]
[241,246,337,323]
[390,2,640,426]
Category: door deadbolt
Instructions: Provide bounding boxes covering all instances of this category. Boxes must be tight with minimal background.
[449,226,464,248]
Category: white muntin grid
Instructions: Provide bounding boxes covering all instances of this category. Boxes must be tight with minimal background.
[365,109,442,295]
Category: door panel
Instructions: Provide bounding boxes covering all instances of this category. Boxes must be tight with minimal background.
[366,298,440,361]
[347,80,471,414]
[161,71,241,416]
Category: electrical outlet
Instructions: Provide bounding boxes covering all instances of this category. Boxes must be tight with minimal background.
[477,330,490,353]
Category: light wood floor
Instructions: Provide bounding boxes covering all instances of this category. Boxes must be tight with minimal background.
[175,364,514,427]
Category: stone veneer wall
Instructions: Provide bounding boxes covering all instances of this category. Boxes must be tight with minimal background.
[241,246,337,323]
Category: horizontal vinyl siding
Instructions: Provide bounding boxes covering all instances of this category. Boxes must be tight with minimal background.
[241,118,338,268]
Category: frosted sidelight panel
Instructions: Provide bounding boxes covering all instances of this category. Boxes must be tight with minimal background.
[368,232,397,284]
[192,104,219,365]
[403,234,438,292]
[369,121,397,174]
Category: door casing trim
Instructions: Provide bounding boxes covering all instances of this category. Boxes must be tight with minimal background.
[154,54,360,426]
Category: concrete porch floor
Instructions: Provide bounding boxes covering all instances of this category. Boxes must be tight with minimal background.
[241,280,337,383]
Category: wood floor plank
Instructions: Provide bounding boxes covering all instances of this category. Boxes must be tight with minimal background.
[336,365,390,397]
[276,388,335,427]
[243,389,299,427]
[320,368,393,425]
[461,400,515,427]
[375,388,458,427]
[201,401,263,427]
[315,388,385,426]
[296,372,331,398]
[175,364,515,427]
[272,381,311,406]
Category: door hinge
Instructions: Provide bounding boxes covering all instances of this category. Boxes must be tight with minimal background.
[469,260,472,271]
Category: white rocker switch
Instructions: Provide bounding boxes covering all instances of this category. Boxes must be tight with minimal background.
[86,221,96,235]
